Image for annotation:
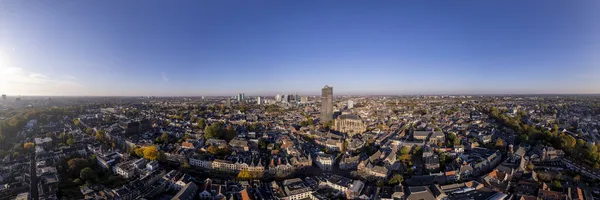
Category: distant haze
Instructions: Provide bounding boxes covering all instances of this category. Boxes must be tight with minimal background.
[1,1,600,96]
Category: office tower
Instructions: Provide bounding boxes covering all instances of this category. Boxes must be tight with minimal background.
[241,93,245,101]
[320,85,333,122]
[348,100,354,109]
[257,96,261,105]
[275,94,281,102]
[1,94,5,100]
[295,94,299,102]
[301,96,308,104]
[282,94,288,103]
[237,93,245,101]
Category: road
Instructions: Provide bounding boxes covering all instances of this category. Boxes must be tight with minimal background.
[561,158,600,180]
[30,155,39,200]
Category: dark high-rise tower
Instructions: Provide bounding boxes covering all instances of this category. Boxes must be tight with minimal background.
[320,85,333,122]
[1,94,5,100]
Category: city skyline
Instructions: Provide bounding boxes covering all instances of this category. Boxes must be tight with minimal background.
[2,1,600,96]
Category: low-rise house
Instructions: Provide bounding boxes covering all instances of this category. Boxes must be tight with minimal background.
[339,155,360,170]
[414,131,431,141]
[406,186,436,200]
[172,182,198,200]
[229,138,250,151]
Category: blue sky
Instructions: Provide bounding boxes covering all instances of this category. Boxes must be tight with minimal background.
[1,1,599,96]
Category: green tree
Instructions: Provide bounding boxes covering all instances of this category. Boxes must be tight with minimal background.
[80,167,97,182]
[160,132,168,143]
[225,125,237,141]
[551,180,562,190]
[204,122,224,139]
[85,127,93,135]
[67,138,75,146]
[388,174,404,185]
[526,163,534,171]
[399,146,411,155]
[197,118,206,130]
[95,130,106,143]
[73,118,81,126]
[376,180,384,187]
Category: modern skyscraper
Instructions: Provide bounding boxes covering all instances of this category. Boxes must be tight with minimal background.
[321,85,333,122]
[257,96,261,105]
[275,94,281,102]
[237,93,245,101]
[1,94,5,100]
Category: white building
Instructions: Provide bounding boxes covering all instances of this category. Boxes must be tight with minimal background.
[257,96,262,105]
[315,154,334,171]
[348,100,354,109]
[115,162,136,179]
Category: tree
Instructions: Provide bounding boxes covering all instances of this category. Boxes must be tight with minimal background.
[207,145,219,155]
[551,180,562,190]
[23,142,35,150]
[85,127,93,135]
[160,132,168,143]
[67,138,75,146]
[134,147,144,157]
[388,174,404,185]
[495,138,505,148]
[376,180,384,187]
[237,169,252,180]
[399,146,411,155]
[204,122,224,139]
[197,118,206,130]
[225,125,237,141]
[73,118,80,126]
[143,146,159,160]
[68,158,89,172]
[526,163,534,171]
[80,167,97,182]
[573,175,581,183]
[181,160,190,168]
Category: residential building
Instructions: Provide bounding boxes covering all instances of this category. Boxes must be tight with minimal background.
[115,162,136,179]
[172,182,198,200]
